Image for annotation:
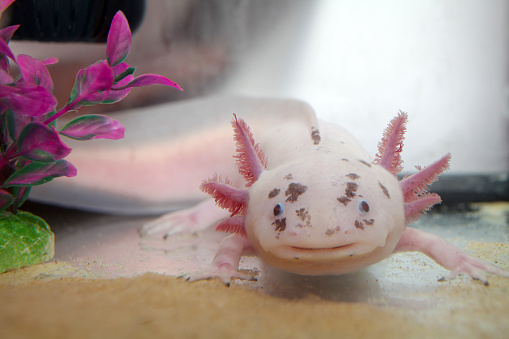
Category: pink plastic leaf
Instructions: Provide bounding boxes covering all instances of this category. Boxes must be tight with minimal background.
[102,87,131,104]
[372,111,408,175]
[4,109,30,141]
[0,24,17,71]
[404,192,442,223]
[111,61,129,75]
[16,122,72,161]
[59,114,125,140]
[0,37,15,63]
[106,11,131,67]
[3,159,77,187]
[400,153,451,203]
[214,216,247,238]
[112,73,182,91]
[80,61,114,93]
[103,69,133,104]
[231,114,268,187]
[200,175,248,216]
[0,83,16,97]
[71,61,114,105]
[111,62,135,81]
[0,0,15,14]
[0,69,13,84]
[0,188,14,211]
[0,25,18,42]
[0,82,57,116]
[17,54,54,91]
[42,57,58,65]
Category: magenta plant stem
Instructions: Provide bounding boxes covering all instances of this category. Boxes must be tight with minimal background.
[42,103,77,126]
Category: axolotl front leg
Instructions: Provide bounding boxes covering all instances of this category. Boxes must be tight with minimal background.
[395,227,509,285]
[181,234,257,286]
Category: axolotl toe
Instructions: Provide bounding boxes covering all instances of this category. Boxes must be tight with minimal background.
[161,111,508,286]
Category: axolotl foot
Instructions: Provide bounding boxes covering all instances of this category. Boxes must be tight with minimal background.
[180,264,256,286]
[437,253,509,286]
[140,199,229,238]
[180,234,256,286]
[395,227,509,285]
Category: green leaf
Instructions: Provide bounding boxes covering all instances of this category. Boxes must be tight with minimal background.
[59,114,125,140]
[0,211,54,273]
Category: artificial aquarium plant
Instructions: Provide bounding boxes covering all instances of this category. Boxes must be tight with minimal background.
[0,0,182,273]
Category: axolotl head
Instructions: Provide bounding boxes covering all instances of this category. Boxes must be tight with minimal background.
[201,113,450,276]
[245,157,405,275]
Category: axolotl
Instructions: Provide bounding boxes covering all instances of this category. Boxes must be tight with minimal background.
[144,111,509,285]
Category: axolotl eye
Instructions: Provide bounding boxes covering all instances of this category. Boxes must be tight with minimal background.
[359,200,369,213]
[273,203,284,216]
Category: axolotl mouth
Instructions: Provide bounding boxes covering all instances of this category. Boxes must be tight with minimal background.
[272,242,366,260]
[290,243,356,252]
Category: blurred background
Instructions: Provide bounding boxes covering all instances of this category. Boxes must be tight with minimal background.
[6,0,508,202]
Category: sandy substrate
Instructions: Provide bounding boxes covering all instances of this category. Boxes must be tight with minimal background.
[1,250,509,339]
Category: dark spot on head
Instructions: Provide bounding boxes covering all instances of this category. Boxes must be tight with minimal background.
[342,158,349,162]
[295,208,311,227]
[340,141,345,144]
[358,160,372,167]
[325,226,341,237]
[337,196,351,206]
[345,182,359,198]
[268,188,280,198]
[285,183,308,203]
[284,174,293,180]
[296,208,308,221]
[355,220,364,230]
[311,128,321,145]
[347,182,359,190]
[346,173,360,180]
[272,218,287,232]
[363,219,375,226]
[379,182,390,199]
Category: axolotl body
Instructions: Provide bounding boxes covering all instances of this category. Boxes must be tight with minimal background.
[144,111,508,285]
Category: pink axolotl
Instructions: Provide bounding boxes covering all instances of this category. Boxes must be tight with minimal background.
[144,111,508,285]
